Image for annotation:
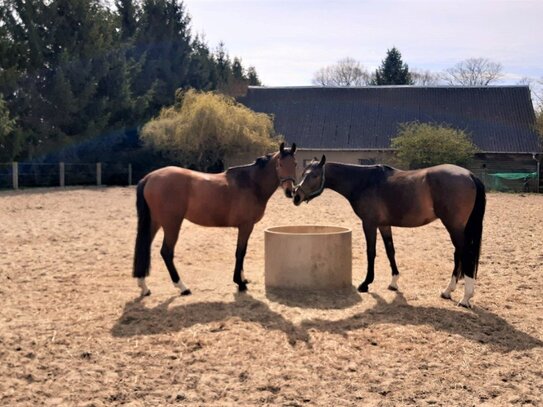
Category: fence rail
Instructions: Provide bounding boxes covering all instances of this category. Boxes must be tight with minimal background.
[0,162,135,189]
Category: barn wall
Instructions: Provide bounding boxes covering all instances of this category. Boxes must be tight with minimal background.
[467,153,540,193]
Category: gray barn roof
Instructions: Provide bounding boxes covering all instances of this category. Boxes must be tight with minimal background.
[239,86,541,153]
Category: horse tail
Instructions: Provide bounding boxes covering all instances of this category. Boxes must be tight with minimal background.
[461,174,486,279]
[133,179,152,279]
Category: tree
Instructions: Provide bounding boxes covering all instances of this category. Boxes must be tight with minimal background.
[132,0,192,113]
[372,47,413,85]
[116,0,138,41]
[186,35,218,91]
[0,94,22,161]
[535,109,543,148]
[411,69,441,86]
[141,90,282,171]
[519,76,543,111]
[442,58,503,86]
[391,122,477,169]
[247,66,261,86]
[312,57,370,86]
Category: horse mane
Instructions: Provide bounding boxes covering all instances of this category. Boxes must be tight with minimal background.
[226,153,273,174]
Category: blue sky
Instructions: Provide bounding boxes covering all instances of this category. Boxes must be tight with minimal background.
[184,0,543,86]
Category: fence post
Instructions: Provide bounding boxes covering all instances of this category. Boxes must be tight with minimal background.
[96,162,102,186]
[59,162,65,187]
[128,163,132,186]
[12,161,18,189]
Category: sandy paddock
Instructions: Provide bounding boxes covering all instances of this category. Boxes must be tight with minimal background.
[0,186,542,406]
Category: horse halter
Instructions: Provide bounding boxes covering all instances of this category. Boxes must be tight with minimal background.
[279,176,297,185]
[296,165,326,203]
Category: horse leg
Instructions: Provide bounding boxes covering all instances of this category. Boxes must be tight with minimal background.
[379,226,400,291]
[161,219,191,296]
[137,221,159,297]
[358,223,377,293]
[441,250,460,300]
[233,223,254,292]
[440,226,468,305]
[459,242,476,309]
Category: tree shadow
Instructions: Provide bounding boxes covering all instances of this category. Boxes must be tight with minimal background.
[111,293,309,345]
[265,285,362,309]
[300,292,543,352]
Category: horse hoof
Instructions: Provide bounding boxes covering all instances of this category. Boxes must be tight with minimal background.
[180,289,192,296]
[387,285,398,291]
[457,301,471,309]
[440,292,451,300]
[142,289,151,297]
[238,283,248,292]
[357,284,368,293]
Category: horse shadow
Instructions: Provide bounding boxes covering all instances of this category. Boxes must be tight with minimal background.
[111,293,309,345]
[111,291,542,352]
[300,292,543,352]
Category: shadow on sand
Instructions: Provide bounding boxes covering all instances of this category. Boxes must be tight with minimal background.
[111,293,310,345]
[112,291,542,352]
[265,285,361,310]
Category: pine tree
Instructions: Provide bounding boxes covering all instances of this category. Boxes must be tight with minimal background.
[116,0,138,41]
[215,42,232,89]
[372,47,413,85]
[247,67,262,86]
[132,0,192,115]
[187,35,218,91]
[0,94,22,161]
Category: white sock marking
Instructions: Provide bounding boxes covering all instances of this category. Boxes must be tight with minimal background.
[138,278,150,296]
[389,274,399,290]
[174,280,189,293]
[459,277,475,307]
[442,276,457,298]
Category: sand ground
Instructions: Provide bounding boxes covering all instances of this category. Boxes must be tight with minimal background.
[0,187,542,406]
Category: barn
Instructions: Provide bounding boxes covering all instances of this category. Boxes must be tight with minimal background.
[238,85,542,192]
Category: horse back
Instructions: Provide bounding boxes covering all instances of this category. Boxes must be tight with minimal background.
[142,166,266,228]
[360,164,476,228]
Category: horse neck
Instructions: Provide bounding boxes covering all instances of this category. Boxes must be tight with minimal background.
[250,154,280,201]
[324,162,375,200]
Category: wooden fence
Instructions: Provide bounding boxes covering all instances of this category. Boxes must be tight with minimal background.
[0,162,135,189]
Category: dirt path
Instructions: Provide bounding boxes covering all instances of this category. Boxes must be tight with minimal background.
[1,187,542,406]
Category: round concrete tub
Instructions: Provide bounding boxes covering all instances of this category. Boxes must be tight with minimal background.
[265,225,352,290]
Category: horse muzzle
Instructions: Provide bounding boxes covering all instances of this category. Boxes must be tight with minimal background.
[293,190,304,206]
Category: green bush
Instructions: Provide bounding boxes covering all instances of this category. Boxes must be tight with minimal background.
[141,90,282,171]
[391,122,477,169]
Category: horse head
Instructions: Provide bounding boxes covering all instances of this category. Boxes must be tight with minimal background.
[293,154,326,206]
[276,142,298,198]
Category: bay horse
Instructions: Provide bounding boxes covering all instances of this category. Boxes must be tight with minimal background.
[133,142,297,296]
[293,156,485,308]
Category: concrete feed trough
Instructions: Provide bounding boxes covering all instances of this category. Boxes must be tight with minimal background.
[265,225,352,290]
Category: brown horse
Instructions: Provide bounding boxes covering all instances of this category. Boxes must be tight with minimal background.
[133,143,297,296]
[293,156,485,308]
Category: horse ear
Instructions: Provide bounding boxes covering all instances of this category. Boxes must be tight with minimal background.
[279,142,285,153]
[319,155,326,166]
[291,143,296,153]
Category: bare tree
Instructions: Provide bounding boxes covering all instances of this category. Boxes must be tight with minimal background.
[519,77,543,111]
[411,69,441,86]
[312,58,370,86]
[442,58,503,86]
